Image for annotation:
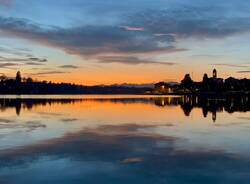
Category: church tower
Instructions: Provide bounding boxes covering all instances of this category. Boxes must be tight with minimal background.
[213,69,217,78]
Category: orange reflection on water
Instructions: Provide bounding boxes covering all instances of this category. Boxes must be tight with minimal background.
[0,95,250,157]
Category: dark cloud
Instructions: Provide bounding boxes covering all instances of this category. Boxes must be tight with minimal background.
[29,57,47,62]
[130,6,250,39]
[25,62,45,66]
[1,2,250,65]
[0,56,48,63]
[0,56,27,62]
[97,56,177,65]
[0,56,47,67]
[211,63,249,68]
[30,71,70,76]
[0,61,46,68]
[60,118,78,122]
[0,16,186,64]
[59,65,79,69]
[0,62,19,68]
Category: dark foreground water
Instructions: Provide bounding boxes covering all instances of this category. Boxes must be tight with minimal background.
[0,95,249,184]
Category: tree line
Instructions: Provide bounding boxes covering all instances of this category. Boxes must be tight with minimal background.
[0,71,150,94]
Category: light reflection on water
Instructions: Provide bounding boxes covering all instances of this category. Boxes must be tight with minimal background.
[0,95,249,184]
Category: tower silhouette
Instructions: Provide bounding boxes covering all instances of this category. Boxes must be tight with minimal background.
[213,69,217,78]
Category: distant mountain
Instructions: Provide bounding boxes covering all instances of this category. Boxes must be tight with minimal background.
[110,83,155,88]
[164,82,179,86]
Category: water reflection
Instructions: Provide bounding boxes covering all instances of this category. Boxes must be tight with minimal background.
[0,98,83,116]
[0,95,249,183]
[155,96,249,122]
[0,124,250,183]
[1,96,249,122]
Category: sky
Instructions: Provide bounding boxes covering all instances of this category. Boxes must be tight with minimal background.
[0,0,250,85]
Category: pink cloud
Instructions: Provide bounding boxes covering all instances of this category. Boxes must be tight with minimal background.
[120,26,145,31]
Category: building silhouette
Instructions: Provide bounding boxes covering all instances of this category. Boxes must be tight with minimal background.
[154,68,250,94]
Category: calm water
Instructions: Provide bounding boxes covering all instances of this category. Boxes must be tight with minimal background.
[0,95,249,184]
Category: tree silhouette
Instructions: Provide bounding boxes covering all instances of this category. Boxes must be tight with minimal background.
[181,74,194,91]
[202,73,209,91]
[16,71,22,83]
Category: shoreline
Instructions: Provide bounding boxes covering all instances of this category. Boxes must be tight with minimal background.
[0,92,249,98]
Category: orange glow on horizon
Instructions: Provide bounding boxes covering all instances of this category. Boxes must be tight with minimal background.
[2,64,249,86]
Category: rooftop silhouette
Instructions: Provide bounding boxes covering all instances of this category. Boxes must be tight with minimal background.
[153,69,250,95]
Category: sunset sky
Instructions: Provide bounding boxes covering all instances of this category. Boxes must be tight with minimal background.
[0,0,250,85]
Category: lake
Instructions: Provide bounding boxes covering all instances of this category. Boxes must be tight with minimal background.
[0,95,249,184]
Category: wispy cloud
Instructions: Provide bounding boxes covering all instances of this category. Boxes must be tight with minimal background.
[0,56,47,63]
[26,62,45,66]
[0,62,19,68]
[0,46,33,57]
[237,71,250,73]
[97,56,177,65]
[29,57,47,63]
[211,63,249,68]
[59,65,79,69]
[0,119,46,132]
[30,71,70,76]
[0,61,46,68]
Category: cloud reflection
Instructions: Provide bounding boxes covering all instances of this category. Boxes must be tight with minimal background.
[0,123,250,183]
